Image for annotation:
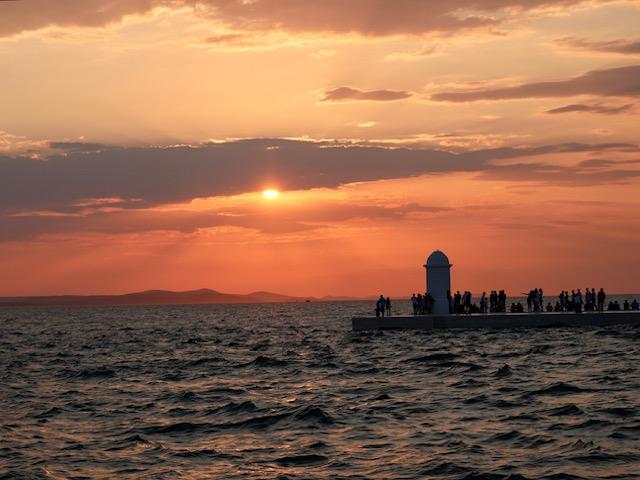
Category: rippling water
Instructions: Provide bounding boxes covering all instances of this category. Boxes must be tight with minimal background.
[1,301,639,479]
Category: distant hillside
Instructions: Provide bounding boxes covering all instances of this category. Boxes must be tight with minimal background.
[0,288,323,307]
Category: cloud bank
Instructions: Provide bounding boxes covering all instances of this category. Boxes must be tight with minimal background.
[1,138,636,214]
[1,138,638,241]
[431,65,640,102]
[0,0,606,38]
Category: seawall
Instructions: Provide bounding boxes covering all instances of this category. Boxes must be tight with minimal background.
[352,311,640,331]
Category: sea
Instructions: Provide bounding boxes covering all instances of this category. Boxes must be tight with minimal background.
[1,298,639,479]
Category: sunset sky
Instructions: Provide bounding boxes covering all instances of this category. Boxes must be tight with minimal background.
[1,0,639,296]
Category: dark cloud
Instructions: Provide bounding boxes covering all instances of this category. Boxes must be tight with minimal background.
[0,138,636,215]
[545,103,635,115]
[0,0,607,38]
[477,161,640,186]
[0,0,158,38]
[322,86,412,102]
[0,139,470,212]
[431,65,640,102]
[1,138,638,241]
[188,1,615,37]
[577,158,640,168]
[556,37,640,55]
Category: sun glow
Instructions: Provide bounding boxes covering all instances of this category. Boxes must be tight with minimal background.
[262,189,280,200]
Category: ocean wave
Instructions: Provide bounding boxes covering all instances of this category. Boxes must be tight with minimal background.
[524,382,590,397]
[273,453,329,466]
[494,364,513,377]
[546,404,584,416]
[203,400,258,416]
[73,367,116,380]
[404,352,459,363]
[239,355,290,368]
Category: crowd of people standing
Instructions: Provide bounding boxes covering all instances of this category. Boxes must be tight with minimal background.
[447,290,507,314]
[411,293,434,315]
[554,288,606,313]
[409,289,509,315]
[379,287,638,316]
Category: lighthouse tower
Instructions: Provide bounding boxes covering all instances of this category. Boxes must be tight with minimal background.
[424,250,452,315]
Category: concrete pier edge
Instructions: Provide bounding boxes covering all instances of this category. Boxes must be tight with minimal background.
[352,311,640,331]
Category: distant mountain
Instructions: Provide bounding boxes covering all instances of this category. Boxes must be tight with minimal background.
[0,289,322,307]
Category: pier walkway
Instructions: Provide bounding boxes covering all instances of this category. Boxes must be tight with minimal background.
[352,311,640,331]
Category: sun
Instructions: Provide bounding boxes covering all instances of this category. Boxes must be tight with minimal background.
[262,188,280,200]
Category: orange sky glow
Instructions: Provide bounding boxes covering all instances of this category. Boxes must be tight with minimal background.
[0,0,639,296]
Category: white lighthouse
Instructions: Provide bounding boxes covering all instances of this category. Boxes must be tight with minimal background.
[424,250,452,315]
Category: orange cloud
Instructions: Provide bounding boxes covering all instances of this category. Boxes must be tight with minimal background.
[432,65,640,102]
[322,86,412,102]
[545,103,635,115]
[556,36,640,55]
[0,0,611,38]
[0,0,157,37]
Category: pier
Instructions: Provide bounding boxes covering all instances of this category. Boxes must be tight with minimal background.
[352,311,640,331]
[358,249,639,331]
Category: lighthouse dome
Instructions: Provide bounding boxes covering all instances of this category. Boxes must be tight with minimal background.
[426,250,451,267]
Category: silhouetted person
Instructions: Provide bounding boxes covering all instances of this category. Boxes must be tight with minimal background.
[585,288,596,311]
[631,299,639,311]
[623,300,630,311]
[597,288,606,312]
[480,292,487,313]
[498,290,507,313]
[533,288,541,312]
[546,302,553,312]
[385,297,391,316]
[463,291,472,314]
[576,289,583,308]
[376,295,385,317]
[425,293,434,314]
[454,290,461,314]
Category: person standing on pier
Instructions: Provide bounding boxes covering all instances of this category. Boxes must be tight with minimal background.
[376,295,385,317]
[425,293,434,314]
[454,291,462,314]
[480,292,488,313]
[597,288,606,312]
[498,290,507,313]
